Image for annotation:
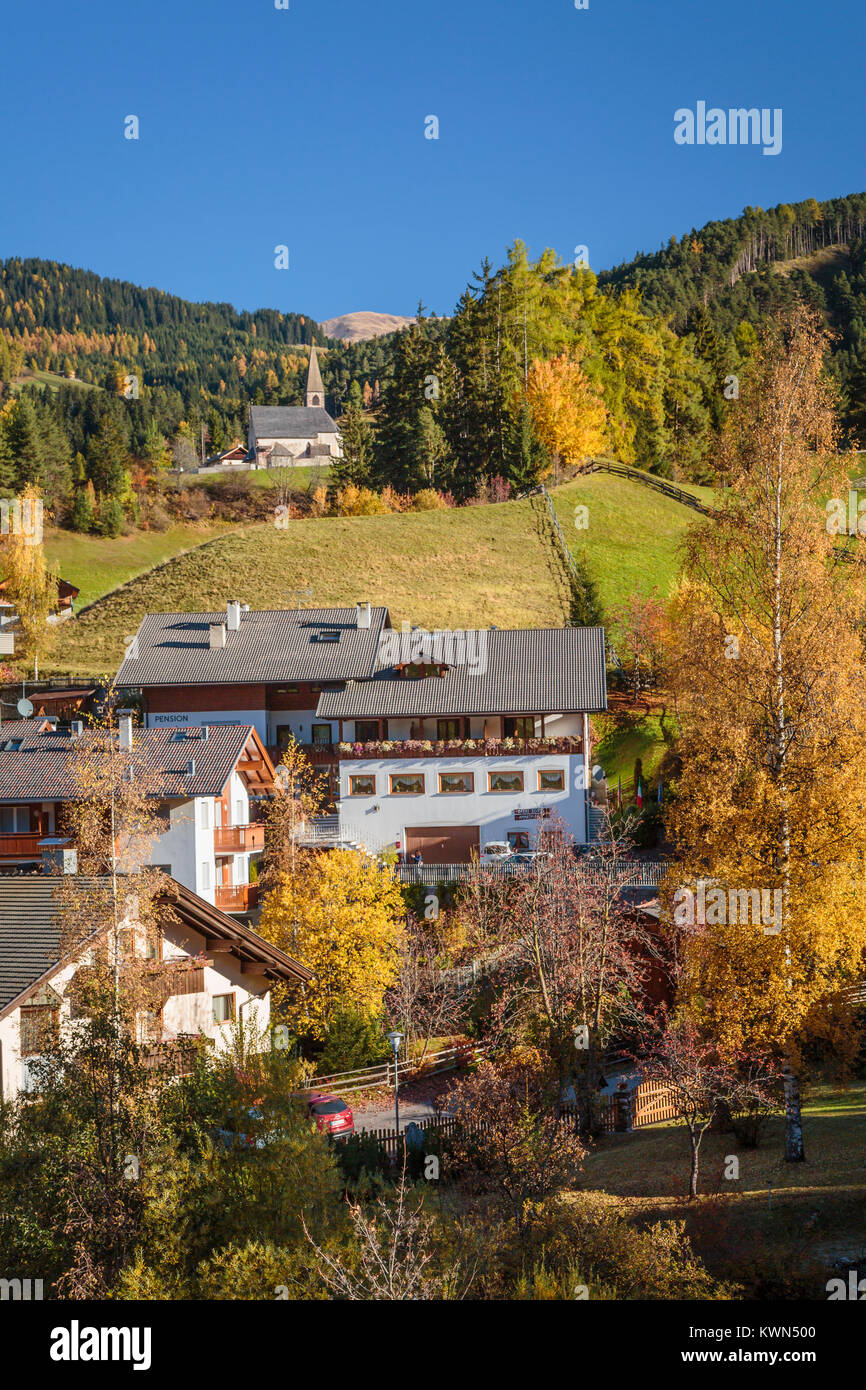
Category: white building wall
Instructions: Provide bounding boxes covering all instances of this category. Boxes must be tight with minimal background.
[147,709,268,742]
[338,754,588,851]
[143,798,216,904]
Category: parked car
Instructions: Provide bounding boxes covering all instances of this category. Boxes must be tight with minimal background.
[307,1093,354,1139]
[479,841,514,864]
[512,849,552,866]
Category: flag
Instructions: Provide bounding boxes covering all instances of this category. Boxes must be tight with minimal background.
[636,778,643,809]
[657,775,663,804]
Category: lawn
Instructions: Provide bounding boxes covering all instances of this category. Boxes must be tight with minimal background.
[550,471,712,610]
[578,1081,866,1285]
[44,524,233,611]
[591,710,675,789]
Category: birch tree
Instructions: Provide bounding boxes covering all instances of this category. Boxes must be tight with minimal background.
[666,306,866,1162]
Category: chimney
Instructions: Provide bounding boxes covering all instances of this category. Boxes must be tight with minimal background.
[117,710,134,751]
[124,634,140,660]
[356,601,372,630]
[209,624,227,648]
[226,600,242,631]
[39,838,78,876]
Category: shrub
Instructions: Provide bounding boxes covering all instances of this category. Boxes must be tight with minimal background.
[411,489,449,511]
[317,1006,391,1074]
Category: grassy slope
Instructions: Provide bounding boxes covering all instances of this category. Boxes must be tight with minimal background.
[550,472,714,610]
[578,1081,866,1277]
[43,524,233,611]
[49,472,708,680]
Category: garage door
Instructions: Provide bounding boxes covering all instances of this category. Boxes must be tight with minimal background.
[405,825,480,864]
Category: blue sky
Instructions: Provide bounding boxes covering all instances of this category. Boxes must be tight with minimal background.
[4,0,864,323]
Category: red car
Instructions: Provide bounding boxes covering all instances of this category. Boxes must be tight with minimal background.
[308,1093,354,1139]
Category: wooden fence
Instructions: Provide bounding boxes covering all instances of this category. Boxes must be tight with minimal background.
[299,1041,487,1096]
[354,1077,681,1162]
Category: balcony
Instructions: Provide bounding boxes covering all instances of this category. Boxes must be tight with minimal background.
[268,742,337,766]
[335,736,585,760]
[0,832,44,859]
[215,884,260,914]
[214,823,265,854]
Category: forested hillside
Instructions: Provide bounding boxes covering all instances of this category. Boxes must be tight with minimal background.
[2,191,865,542]
[598,191,866,432]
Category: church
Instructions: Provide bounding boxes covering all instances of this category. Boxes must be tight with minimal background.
[247,345,342,465]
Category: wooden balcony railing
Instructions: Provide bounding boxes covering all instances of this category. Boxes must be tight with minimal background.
[268,743,337,766]
[0,832,45,858]
[215,884,259,913]
[214,824,265,854]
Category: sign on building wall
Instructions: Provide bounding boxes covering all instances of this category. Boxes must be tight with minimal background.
[514,807,552,821]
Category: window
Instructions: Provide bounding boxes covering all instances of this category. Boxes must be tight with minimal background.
[201,861,212,890]
[437,719,462,741]
[214,800,222,827]
[311,723,332,746]
[235,798,245,825]
[200,800,211,830]
[438,771,473,794]
[349,774,376,797]
[488,770,524,793]
[20,1005,58,1056]
[0,806,27,834]
[213,993,235,1024]
[355,719,383,742]
[507,831,531,851]
[504,717,534,740]
[538,768,565,792]
[389,772,425,795]
[313,630,340,643]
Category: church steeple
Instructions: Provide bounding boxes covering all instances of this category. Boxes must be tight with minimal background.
[305,344,325,409]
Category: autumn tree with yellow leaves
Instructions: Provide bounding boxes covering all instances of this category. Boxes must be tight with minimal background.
[526,353,608,477]
[665,306,866,1162]
[0,483,57,677]
[258,850,406,1041]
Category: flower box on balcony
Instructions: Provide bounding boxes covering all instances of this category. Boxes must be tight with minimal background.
[336,736,583,760]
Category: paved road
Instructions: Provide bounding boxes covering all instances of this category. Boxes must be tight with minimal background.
[354,1098,443,1133]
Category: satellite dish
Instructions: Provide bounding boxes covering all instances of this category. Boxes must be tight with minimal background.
[591,764,606,783]
[17,698,33,718]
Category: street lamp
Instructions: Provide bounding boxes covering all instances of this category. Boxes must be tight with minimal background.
[387,1030,404,1135]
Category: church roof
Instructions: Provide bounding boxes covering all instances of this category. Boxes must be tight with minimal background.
[250,405,338,439]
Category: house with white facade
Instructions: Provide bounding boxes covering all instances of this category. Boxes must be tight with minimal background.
[247,346,341,464]
[316,625,607,861]
[0,866,311,1101]
[115,602,608,865]
[0,717,275,915]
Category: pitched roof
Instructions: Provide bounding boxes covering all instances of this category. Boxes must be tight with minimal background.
[0,874,311,1017]
[315,626,608,718]
[115,607,390,688]
[0,723,270,802]
[250,405,338,439]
